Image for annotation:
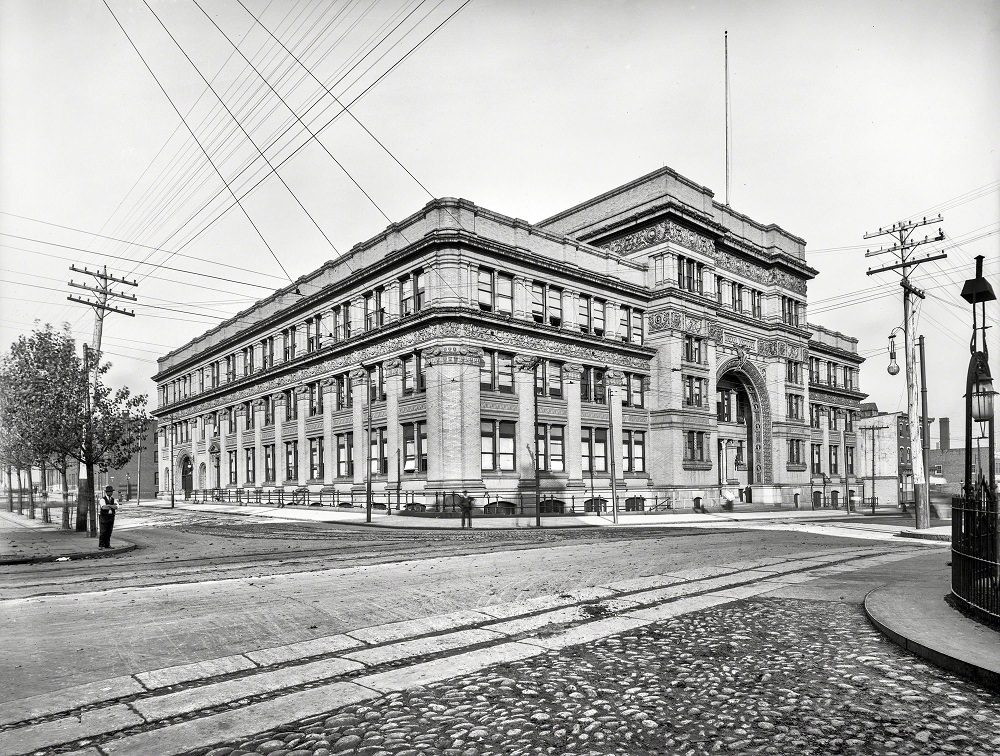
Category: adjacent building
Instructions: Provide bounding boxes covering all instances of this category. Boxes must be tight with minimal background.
[152,166,866,512]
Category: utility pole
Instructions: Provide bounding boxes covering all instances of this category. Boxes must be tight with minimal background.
[865,216,945,529]
[67,265,137,535]
[919,335,931,521]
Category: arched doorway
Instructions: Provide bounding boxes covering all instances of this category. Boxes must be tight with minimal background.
[180,456,194,498]
[716,356,774,486]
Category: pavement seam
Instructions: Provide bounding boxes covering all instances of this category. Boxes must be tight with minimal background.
[0,546,924,755]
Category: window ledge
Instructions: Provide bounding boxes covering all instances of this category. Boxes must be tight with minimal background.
[682,460,712,471]
[786,463,808,472]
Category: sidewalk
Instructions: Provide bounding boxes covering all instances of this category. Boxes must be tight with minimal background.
[864,549,1000,691]
[0,508,135,564]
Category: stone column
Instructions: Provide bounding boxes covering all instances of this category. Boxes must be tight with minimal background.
[424,344,484,492]
[350,368,369,487]
[384,358,404,491]
[562,290,578,331]
[296,385,309,486]
[350,297,365,337]
[606,370,626,482]
[274,393,287,487]
[216,416,228,488]
[321,379,336,486]
[235,404,248,485]
[605,302,620,340]
[514,276,532,321]
[384,280,401,323]
[253,399,264,485]
[563,363,584,488]
[513,356,538,485]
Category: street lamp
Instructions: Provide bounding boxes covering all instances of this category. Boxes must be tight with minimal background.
[886,329,901,376]
[953,254,998,623]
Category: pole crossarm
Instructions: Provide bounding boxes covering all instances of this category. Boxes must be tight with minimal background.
[66,294,135,318]
[863,215,943,240]
[865,252,948,276]
[69,264,138,287]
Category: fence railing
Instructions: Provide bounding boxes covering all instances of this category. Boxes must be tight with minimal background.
[176,487,696,516]
[951,494,999,624]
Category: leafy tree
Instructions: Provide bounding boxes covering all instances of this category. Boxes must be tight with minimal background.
[0,324,150,534]
[0,324,86,526]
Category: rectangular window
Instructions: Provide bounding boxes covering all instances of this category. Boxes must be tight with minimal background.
[536,424,565,472]
[829,409,839,431]
[846,446,855,475]
[245,447,255,484]
[285,441,299,481]
[677,256,705,294]
[399,269,424,316]
[788,439,804,465]
[630,309,643,345]
[262,336,274,369]
[242,345,255,376]
[481,350,515,393]
[364,288,384,331]
[811,443,823,475]
[368,364,386,402]
[684,430,705,461]
[786,393,803,420]
[335,374,352,410]
[477,269,513,314]
[402,352,426,395]
[264,444,275,482]
[227,406,236,434]
[402,421,428,473]
[731,282,743,312]
[624,373,645,408]
[750,289,762,318]
[367,427,388,475]
[336,432,354,477]
[684,335,703,364]
[244,401,255,430]
[809,357,821,383]
[581,427,608,472]
[809,403,821,429]
[332,303,351,342]
[829,445,839,475]
[309,437,324,480]
[531,282,563,326]
[481,420,516,471]
[309,381,324,416]
[263,395,274,426]
[580,366,606,404]
[228,450,237,484]
[534,359,563,398]
[844,411,855,432]
[683,375,705,407]
[782,297,802,327]
[211,362,220,387]
[785,360,802,384]
[622,429,645,473]
[285,389,298,421]
[578,295,592,333]
[225,354,236,382]
[282,327,297,362]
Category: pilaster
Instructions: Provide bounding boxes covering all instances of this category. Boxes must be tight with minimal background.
[296,385,309,486]
[513,356,538,485]
[606,369,626,482]
[513,276,531,321]
[321,379,336,485]
[563,362,584,487]
[384,358,404,489]
[350,368,369,486]
[562,290,578,331]
[235,404,248,485]
[253,399,264,485]
[424,344,484,491]
[384,280,402,323]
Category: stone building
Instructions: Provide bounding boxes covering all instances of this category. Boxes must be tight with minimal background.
[152,166,865,512]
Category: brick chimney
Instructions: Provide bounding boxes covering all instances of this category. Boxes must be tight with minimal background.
[939,417,950,451]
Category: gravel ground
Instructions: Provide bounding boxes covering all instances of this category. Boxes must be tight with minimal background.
[185,597,1000,756]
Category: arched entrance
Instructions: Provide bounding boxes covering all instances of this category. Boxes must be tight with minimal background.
[716,356,774,486]
[180,456,194,498]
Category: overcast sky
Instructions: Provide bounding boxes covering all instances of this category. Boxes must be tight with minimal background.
[1,0,997,448]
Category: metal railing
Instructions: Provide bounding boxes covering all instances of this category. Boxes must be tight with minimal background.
[951,494,999,624]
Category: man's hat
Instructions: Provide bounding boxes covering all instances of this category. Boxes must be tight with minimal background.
[105,485,114,493]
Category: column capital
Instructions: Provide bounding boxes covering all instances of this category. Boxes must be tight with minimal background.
[349,368,369,386]
[294,384,310,398]
[320,377,336,389]
[513,354,541,372]
[383,357,404,377]
[604,369,626,388]
[425,345,484,368]
[562,362,584,381]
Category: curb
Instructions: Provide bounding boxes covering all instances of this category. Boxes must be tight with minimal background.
[897,530,951,542]
[863,588,999,692]
[0,541,137,566]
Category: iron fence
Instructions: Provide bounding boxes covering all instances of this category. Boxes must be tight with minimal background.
[951,494,1000,624]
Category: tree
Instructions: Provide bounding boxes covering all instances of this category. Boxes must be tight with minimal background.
[0,324,87,528]
[72,351,150,535]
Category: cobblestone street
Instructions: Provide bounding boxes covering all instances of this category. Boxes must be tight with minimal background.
[188,598,1000,756]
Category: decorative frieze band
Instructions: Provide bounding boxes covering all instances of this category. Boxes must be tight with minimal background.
[647,307,803,360]
[715,249,808,296]
[600,220,715,257]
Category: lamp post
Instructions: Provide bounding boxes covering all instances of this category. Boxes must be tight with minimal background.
[954,254,998,622]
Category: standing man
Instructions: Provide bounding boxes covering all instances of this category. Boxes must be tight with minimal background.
[98,485,119,549]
